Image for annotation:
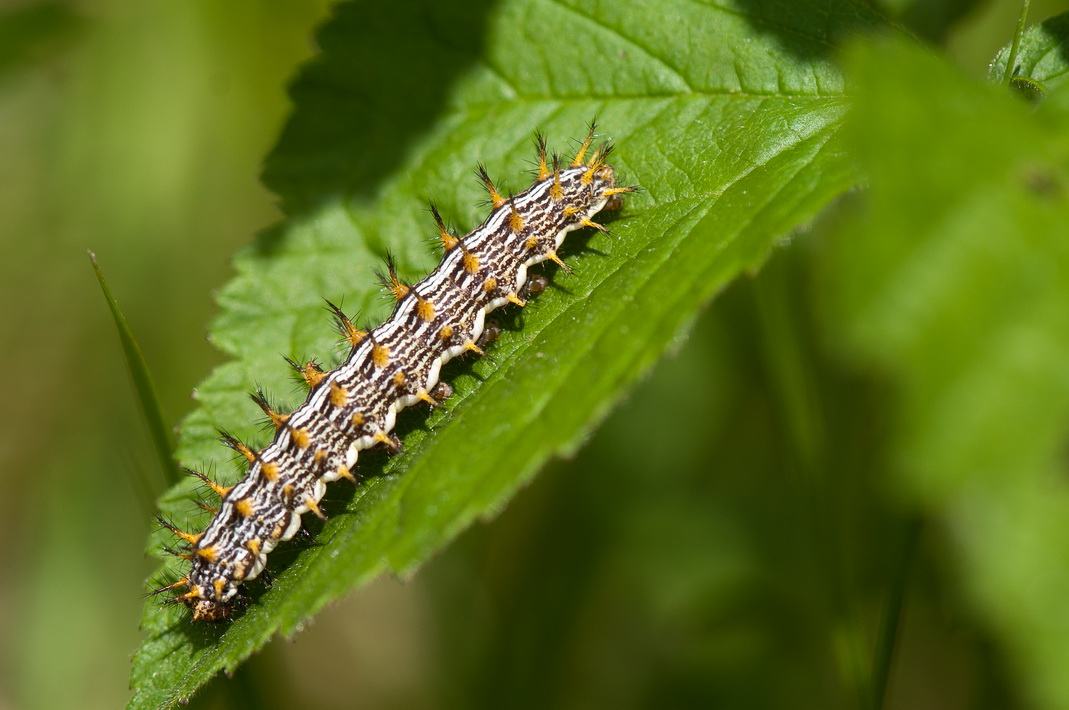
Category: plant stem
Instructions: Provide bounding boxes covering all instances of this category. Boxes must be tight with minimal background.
[1003,0,1031,84]
[752,257,875,704]
[870,517,922,709]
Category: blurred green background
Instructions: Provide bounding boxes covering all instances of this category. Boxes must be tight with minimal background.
[1,0,1065,708]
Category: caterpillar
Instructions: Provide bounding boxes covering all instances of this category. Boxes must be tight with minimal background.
[153,125,633,621]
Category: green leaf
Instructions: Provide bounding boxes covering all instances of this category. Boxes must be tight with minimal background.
[989,10,1069,94]
[829,38,1069,709]
[130,1,885,706]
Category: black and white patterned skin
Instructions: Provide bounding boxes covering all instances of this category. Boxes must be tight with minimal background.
[160,131,630,621]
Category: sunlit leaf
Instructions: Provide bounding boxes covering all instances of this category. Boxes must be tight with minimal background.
[129,1,882,706]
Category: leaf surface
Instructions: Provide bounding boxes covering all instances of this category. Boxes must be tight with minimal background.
[989,10,1069,93]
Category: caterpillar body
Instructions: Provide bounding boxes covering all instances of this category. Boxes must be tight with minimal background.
[154,126,633,621]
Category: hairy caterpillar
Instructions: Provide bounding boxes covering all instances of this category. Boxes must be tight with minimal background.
[153,125,633,621]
